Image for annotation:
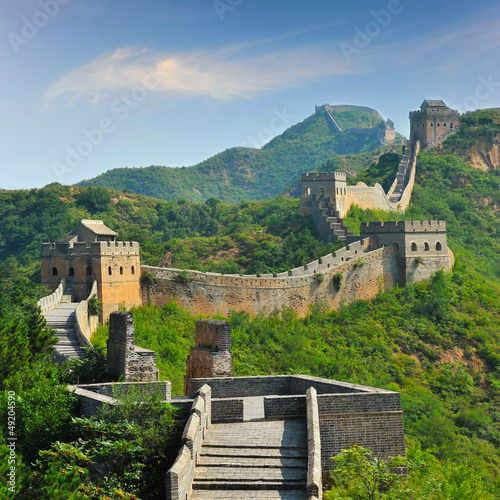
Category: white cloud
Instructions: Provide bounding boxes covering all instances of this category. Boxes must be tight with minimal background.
[43,44,353,108]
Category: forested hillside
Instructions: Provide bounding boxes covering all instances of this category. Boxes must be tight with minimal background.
[1,108,499,498]
[76,109,403,203]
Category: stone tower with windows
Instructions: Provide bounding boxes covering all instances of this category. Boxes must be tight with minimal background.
[359,220,452,284]
[41,220,142,322]
[409,100,460,148]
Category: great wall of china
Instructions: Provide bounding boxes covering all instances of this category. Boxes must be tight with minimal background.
[40,100,459,327]
[37,99,461,499]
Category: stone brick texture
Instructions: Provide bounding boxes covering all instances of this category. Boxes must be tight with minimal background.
[41,240,142,323]
[185,375,405,483]
[184,320,232,395]
[107,311,159,382]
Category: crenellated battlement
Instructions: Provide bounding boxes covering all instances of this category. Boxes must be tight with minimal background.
[301,172,345,182]
[361,220,447,233]
[42,240,140,256]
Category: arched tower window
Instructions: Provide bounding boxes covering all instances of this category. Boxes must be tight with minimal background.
[52,267,58,276]
[120,266,124,275]
[411,242,417,251]
[450,123,453,129]
[86,267,92,276]
[436,242,442,251]
[424,242,430,251]
[319,188,324,197]
[305,187,311,196]
[108,266,112,276]
[69,267,75,276]
[131,266,135,275]
[393,242,399,250]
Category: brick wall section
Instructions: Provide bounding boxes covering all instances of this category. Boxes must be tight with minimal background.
[291,374,370,395]
[76,381,171,400]
[69,381,172,418]
[184,320,232,395]
[189,375,291,399]
[317,392,405,475]
[166,384,212,500]
[184,375,405,482]
[212,398,244,423]
[68,386,117,418]
[190,374,381,399]
[107,311,159,382]
[141,245,399,318]
[264,395,306,419]
[307,387,322,500]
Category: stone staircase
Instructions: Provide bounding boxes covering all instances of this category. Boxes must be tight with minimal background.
[316,199,356,243]
[190,419,308,499]
[44,289,86,361]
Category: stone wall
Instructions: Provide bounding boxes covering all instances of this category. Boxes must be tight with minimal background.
[317,392,405,475]
[142,243,399,318]
[410,102,460,147]
[69,381,171,418]
[107,311,159,382]
[166,385,212,500]
[185,375,405,481]
[41,240,142,323]
[307,387,322,500]
[184,320,232,395]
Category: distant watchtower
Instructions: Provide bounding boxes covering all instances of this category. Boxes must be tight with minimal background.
[41,220,142,322]
[360,220,452,284]
[409,100,459,148]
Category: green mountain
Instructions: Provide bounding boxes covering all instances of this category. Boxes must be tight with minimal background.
[1,108,500,499]
[76,108,404,203]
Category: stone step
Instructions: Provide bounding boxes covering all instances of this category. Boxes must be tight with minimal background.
[200,447,307,459]
[196,456,307,469]
[195,464,307,479]
[193,479,306,491]
[190,490,307,499]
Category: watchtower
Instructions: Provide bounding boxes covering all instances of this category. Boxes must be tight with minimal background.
[299,172,347,216]
[41,220,142,322]
[360,221,452,284]
[409,100,459,147]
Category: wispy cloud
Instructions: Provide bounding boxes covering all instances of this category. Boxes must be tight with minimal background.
[367,10,500,76]
[43,44,353,108]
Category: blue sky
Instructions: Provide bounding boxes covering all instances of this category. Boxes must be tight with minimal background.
[1,0,499,190]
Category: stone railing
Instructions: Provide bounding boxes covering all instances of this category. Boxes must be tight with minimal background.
[37,276,66,314]
[307,387,323,500]
[69,381,171,418]
[166,384,212,500]
[74,280,99,349]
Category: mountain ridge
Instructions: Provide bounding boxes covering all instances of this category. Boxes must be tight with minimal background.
[76,107,404,203]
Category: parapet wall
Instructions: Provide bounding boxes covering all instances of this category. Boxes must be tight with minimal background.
[361,220,447,233]
[141,242,399,317]
[186,375,405,480]
[42,240,140,257]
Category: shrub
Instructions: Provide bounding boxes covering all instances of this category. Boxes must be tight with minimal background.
[333,273,343,291]
[87,295,102,317]
[176,270,192,284]
[140,270,156,285]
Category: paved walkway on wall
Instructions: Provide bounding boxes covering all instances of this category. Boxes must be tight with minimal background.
[44,301,86,361]
[190,418,308,499]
